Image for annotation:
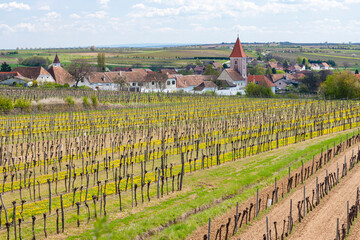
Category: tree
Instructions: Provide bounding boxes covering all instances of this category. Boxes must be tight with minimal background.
[319,71,359,99]
[195,58,202,66]
[90,45,96,52]
[21,56,50,68]
[283,60,289,71]
[355,69,359,74]
[67,60,93,87]
[1,62,11,72]
[302,72,321,93]
[245,82,273,98]
[203,64,219,76]
[222,63,228,69]
[296,56,303,65]
[272,68,276,74]
[97,53,106,72]
[265,67,272,75]
[249,65,266,75]
[113,75,128,89]
[178,69,194,75]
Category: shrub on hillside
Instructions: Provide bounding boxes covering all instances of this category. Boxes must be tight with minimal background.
[91,95,99,107]
[14,98,31,112]
[319,71,359,99]
[245,82,274,98]
[65,96,75,106]
[0,97,14,113]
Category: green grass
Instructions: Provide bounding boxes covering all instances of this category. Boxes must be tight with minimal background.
[67,129,356,240]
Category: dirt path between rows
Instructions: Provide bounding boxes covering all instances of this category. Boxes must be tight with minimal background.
[187,134,360,240]
[238,144,360,240]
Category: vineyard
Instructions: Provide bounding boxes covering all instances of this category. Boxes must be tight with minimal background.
[0,92,360,239]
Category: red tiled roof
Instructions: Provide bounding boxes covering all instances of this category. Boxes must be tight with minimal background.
[0,72,23,81]
[212,62,223,69]
[53,54,60,64]
[230,37,246,58]
[121,69,148,83]
[48,66,74,85]
[13,67,51,80]
[247,75,275,87]
[158,69,177,75]
[176,75,216,88]
[225,69,245,81]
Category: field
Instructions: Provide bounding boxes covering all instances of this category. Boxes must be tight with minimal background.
[0,90,360,239]
[1,43,359,70]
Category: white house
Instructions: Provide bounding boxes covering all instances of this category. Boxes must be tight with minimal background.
[13,67,55,84]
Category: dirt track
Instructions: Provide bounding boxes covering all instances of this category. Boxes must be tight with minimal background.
[187,135,360,240]
[238,145,360,240]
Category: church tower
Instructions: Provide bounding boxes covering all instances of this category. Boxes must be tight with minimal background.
[53,53,61,67]
[229,36,247,79]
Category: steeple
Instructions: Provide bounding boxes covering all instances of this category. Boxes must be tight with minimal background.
[230,37,246,58]
[53,53,61,67]
[229,36,247,79]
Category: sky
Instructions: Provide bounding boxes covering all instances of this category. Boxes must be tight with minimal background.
[0,0,359,49]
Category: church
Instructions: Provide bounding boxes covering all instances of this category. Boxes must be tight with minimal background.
[217,36,248,89]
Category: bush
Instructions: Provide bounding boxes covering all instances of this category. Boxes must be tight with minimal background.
[32,80,38,87]
[245,82,274,98]
[65,96,75,106]
[91,95,98,107]
[319,71,359,99]
[14,98,31,112]
[83,96,90,108]
[0,97,14,113]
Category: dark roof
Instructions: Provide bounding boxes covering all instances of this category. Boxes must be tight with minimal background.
[144,73,168,83]
[13,67,51,79]
[230,37,246,58]
[53,54,60,64]
[218,79,236,88]
[194,81,218,91]
[158,69,177,75]
[48,66,74,85]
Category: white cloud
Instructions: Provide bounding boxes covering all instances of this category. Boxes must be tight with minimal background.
[86,11,107,19]
[69,13,81,19]
[46,11,61,19]
[98,0,110,8]
[14,23,36,32]
[38,5,50,11]
[0,24,14,33]
[0,2,30,11]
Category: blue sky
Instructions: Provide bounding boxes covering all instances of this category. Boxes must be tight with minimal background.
[0,0,359,49]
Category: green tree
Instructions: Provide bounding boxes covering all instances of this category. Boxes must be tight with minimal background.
[296,56,303,65]
[21,56,50,68]
[0,62,11,72]
[203,64,219,76]
[355,69,359,74]
[97,53,106,72]
[319,71,359,99]
[272,68,276,74]
[249,65,266,75]
[265,67,272,75]
[302,72,321,93]
[195,58,202,66]
[245,82,273,98]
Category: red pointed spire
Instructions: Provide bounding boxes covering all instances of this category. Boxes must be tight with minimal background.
[53,54,60,64]
[230,37,246,58]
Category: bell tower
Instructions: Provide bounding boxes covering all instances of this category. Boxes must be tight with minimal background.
[53,53,61,67]
[229,36,247,79]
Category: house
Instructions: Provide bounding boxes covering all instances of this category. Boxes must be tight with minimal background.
[0,76,31,87]
[194,81,218,92]
[294,64,306,71]
[158,68,177,75]
[142,73,172,92]
[194,66,205,75]
[176,75,216,92]
[80,72,118,90]
[0,72,23,81]
[247,75,276,94]
[320,62,330,70]
[212,62,223,71]
[47,54,75,85]
[121,69,148,89]
[218,69,246,88]
[13,66,55,83]
[311,64,320,70]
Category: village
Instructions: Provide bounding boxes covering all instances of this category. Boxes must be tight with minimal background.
[0,36,353,96]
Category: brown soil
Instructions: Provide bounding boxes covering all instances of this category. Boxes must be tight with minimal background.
[187,138,360,240]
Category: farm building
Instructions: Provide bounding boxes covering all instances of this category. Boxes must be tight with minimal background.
[13,66,55,84]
